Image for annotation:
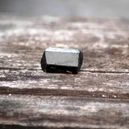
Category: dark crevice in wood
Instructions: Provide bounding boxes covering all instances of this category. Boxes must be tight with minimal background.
[1,87,129,100]
[0,67,22,71]
[0,124,107,129]
[81,70,129,74]
[0,67,40,71]
[1,67,129,74]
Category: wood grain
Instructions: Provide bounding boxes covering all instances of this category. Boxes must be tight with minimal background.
[0,16,129,129]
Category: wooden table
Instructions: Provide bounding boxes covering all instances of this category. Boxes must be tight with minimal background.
[0,15,129,129]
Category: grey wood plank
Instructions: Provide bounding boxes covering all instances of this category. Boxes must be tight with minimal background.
[0,16,129,128]
[0,95,129,129]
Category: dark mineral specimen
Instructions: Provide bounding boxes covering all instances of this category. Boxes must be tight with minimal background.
[41,47,83,74]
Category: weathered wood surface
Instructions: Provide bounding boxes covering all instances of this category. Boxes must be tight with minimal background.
[0,15,129,129]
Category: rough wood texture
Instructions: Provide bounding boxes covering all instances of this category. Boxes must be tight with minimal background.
[0,15,129,129]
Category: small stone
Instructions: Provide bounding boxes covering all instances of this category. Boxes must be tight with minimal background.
[41,47,83,74]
